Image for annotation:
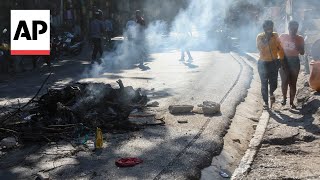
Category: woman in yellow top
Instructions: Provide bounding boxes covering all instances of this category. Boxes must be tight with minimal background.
[279,21,305,109]
[256,20,284,109]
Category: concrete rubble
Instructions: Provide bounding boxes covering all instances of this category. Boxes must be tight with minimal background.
[169,101,221,115]
[201,101,221,115]
[0,137,17,149]
[168,105,194,114]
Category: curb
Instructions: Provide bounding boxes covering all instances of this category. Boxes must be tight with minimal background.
[231,111,270,179]
[231,53,270,180]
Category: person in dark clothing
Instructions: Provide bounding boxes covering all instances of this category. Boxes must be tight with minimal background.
[135,10,145,27]
[135,10,146,66]
[89,9,105,64]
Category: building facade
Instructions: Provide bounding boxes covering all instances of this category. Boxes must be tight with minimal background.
[0,0,188,36]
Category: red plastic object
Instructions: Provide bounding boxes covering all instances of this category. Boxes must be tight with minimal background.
[115,158,143,167]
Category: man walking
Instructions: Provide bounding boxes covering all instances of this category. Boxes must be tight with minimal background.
[256,20,284,109]
[89,9,105,64]
[179,23,193,62]
[135,10,146,66]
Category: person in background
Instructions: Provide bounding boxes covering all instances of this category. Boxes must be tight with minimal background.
[126,15,137,41]
[309,39,320,91]
[256,20,284,109]
[279,21,305,109]
[179,22,193,62]
[72,21,82,40]
[89,9,105,64]
[309,60,320,92]
[135,10,146,66]
[104,16,113,43]
[135,10,145,27]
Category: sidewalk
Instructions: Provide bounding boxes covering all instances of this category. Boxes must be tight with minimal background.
[244,58,320,179]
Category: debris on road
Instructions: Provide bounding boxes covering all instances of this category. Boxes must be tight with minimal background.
[232,139,241,144]
[0,137,17,149]
[115,157,143,167]
[0,80,148,142]
[192,107,204,114]
[169,101,220,115]
[146,101,159,107]
[34,172,50,180]
[201,101,221,115]
[169,105,194,114]
[219,170,230,178]
[177,120,188,124]
[95,127,103,149]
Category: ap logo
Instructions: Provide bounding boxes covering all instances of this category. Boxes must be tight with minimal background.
[11,10,50,55]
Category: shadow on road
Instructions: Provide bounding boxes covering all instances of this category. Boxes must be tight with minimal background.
[183,62,199,69]
[271,99,320,135]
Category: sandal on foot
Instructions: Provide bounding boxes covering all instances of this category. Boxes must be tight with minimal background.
[290,104,297,109]
[270,95,275,104]
[281,99,287,106]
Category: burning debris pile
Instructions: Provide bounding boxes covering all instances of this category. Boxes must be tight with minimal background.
[0,80,148,142]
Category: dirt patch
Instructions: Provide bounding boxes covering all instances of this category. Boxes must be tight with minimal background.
[245,67,320,179]
[263,125,300,145]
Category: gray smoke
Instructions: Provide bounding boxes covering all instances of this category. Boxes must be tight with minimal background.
[84,0,320,77]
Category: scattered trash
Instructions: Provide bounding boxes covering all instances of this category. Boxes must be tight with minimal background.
[23,114,36,121]
[219,170,230,178]
[34,172,50,180]
[201,101,221,115]
[130,109,139,114]
[169,105,194,114]
[232,139,241,144]
[115,157,143,167]
[75,125,90,145]
[191,97,194,100]
[177,120,188,124]
[0,80,148,142]
[129,113,156,118]
[0,137,17,149]
[129,115,165,126]
[252,124,257,130]
[95,128,103,149]
[147,101,159,107]
[151,88,155,91]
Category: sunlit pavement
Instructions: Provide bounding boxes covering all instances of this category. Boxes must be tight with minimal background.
[0,50,252,179]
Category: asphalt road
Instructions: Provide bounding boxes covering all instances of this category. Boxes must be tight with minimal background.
[0,50,253,179]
